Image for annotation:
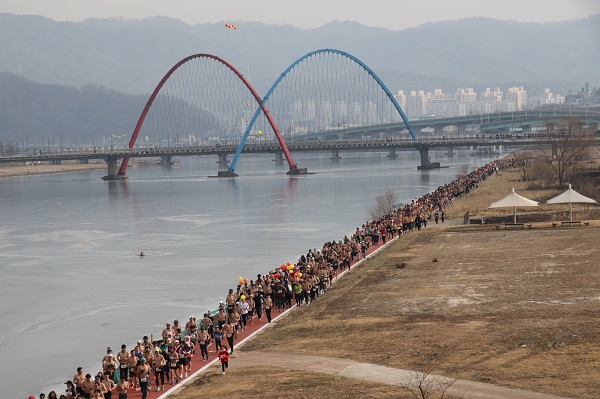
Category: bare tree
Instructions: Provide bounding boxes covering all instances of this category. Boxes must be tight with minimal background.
[537,116,593,188]
[368,191,397,220]
[514,151,534,181]
[455,164,470,180]
[0,141,19,155]
[408,368,460,399]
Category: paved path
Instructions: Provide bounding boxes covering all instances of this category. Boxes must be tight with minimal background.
[231,351,573,399]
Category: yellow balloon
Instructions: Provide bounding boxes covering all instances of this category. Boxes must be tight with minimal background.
[240,295,246,301]
[298,272,303,277]
[238,276,243,281]
[257,130,263,135]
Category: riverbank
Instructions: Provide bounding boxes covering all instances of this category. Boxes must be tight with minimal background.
[0,162,106,178]
[0,158,164,179]
[169,167,600,399]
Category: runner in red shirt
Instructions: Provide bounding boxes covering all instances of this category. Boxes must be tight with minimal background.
[218,346,230,375]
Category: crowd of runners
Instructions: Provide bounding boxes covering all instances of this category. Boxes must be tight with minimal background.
[30,156,515,399]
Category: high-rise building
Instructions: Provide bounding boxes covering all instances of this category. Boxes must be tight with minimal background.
[506,86,527,111]
[406,90,427,118]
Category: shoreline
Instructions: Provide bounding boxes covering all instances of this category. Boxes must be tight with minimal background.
[0,163,106,179]
[0,158,164,179]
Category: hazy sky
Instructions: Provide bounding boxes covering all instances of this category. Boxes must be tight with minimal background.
[1,0,598,29]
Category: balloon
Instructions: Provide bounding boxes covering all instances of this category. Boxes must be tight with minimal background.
[280,265,287,271]
[246,103,250,107]
[240,295,246,301]
[294,272,299,277]
[238,276,243,281]
[298,272,303,277]
[258,130,263,135]
[287,264,294,270]
[273,273,281,279]
[243,278,248,283]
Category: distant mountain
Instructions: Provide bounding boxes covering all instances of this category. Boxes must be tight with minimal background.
[0,72,223,143]
[0,13,598,96]
[0,72,147,143]
[1,14,599,143]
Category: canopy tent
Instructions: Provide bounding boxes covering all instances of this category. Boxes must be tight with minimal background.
[546,184,598,222]
[489,188,539,224]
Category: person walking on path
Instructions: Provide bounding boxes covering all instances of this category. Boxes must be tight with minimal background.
[218,346,230,375]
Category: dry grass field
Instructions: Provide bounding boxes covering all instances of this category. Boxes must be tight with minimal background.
[170,166,600,398]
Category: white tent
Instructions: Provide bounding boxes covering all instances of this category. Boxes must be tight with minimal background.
[546,184,598,222]
[489,188,539,224]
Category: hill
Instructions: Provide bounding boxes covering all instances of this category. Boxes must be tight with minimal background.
[1,13,598,95]
[1,14,599,143]
[0,72,147,144]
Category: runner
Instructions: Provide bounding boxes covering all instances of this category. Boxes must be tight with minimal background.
[162,323,174,344]
[81,374,94,399]
[167,346,179,385]
[153,347,166,391]
[102,348,117,374]
[127,349,138,390]
[218,346,230,375]
[198,326,210,361]
[213,325,223,353]
[116,345,129,383]
[64,381,77,398]
[264,295,273,323]
[135,358,150,399]
[115,378,128,399]
[100,372,115,399]
[72,368,85,397]
[222,319,235,353]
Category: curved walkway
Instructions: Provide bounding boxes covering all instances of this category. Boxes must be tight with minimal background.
[232,351,573,399]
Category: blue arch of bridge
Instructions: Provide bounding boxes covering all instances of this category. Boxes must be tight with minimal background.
[228,48,418,174]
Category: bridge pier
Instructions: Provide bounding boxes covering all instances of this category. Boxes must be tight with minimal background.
[387,147,398,159]
[552,143,558,158]
[273,151,284,165]
[446,146,455,157]
[330,149,342,161]
[416,145,441,170]
[78,158,89,164]
[51,159,61,165]
[217,152,229,165]
[160,155,173,165]
[102,157,127,180]
[286,167,309,175]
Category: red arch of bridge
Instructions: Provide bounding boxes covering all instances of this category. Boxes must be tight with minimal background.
[118,54,297,176]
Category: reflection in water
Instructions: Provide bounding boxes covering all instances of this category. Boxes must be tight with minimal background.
[107,180,129,198]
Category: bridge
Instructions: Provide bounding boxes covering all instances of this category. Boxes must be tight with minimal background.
[2,135,597,179]
[293,110,600,141]
[2,49,599,179]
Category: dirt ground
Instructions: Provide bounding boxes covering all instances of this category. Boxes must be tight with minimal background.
[174,366,415,399]
[0,162,106,178]
[170,166,600,399]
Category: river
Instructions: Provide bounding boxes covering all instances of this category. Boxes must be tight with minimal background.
[0,149,498,397]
